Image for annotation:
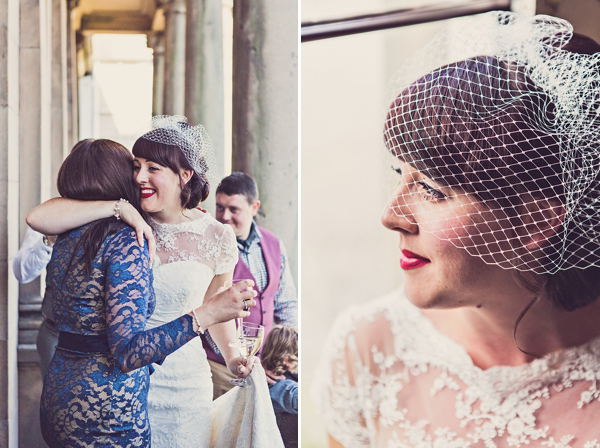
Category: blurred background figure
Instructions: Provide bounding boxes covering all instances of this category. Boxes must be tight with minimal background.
[261,325,298,448]
[13,227,56,377]
[203,172,298,398]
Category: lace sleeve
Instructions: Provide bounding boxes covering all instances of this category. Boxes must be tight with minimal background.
[104,228,198,372]
[312,307,372,447]
[214,224,238,275]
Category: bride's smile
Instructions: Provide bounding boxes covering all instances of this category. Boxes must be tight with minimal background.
[133,156,192,223]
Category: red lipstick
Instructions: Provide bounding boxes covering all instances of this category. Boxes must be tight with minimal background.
[140,189,155,199]
[400,249,431,270]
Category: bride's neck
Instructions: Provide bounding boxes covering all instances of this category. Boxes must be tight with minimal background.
[424,294,600,369]
[150,207,192,225]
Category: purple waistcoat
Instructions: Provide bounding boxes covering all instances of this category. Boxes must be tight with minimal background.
[202,225,282,364]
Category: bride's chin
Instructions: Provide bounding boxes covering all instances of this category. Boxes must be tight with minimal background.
[140,201,155,213]
[403,283,447,310]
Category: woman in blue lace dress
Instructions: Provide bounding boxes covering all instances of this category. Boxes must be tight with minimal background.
[36,139,256,447]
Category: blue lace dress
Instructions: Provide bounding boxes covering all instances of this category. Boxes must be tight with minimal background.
[40,223,198,447]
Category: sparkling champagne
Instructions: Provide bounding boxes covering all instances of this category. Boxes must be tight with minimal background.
[242,336,263,357]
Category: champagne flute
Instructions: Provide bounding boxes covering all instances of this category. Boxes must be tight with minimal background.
[225,279,253,347]
[230,322,264,387]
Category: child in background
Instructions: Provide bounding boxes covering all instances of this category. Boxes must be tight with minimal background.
[261,325,298,447]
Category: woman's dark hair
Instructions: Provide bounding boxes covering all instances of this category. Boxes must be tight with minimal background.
[132,126,210,209]
[57,139,147,274]
[260,325,298,376]
[384,34,600,311]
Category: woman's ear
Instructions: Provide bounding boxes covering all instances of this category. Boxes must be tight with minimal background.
[180,169,194,186]
[519,195,565,250]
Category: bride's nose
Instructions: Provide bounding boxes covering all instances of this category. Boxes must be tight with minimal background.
[135,168,148,184]
[381,192,418,234]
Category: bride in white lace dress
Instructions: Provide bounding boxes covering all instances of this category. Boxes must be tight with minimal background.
[314,13,600,447]
[131,119,246,446]
[28,118,264,447]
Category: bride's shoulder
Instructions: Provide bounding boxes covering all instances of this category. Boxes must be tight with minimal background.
[197,212,234,238]
[328,289,416,349]
[335,289,414,327]
[183,209,224,232]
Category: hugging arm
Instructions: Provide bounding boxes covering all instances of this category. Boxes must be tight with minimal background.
[27,198,115,234]
[27,197,155,255]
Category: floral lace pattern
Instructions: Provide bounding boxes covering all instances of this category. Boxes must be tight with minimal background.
[40,224,197,447]
[150,213,237,274]
[314,290,600,448]
[146,214,239,446]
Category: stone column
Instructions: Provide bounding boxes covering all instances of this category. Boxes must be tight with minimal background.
[185,0,224,214]
[232,0,299,279]
[0,0,20,444]
[66,0,79,149]
[162,0,186,116]
[18,0,53,445]
[149,33,165,116]
[185,0,224,172]
[51,0,69,196]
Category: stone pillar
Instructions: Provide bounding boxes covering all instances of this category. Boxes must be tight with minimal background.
[18,0,52,445]
[51,0,69,197]
[232,0,299,279]
[66,0,79,149]
[0,0,20,444]
[162,0,186,116]
[20,0,51,274]
[185,0,224,214]
[149,33,165,116]
[185,0,224,172]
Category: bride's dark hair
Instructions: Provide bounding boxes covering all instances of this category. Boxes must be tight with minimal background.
[132,124,211,209]
[384,34,600,312]
[57,139,148,274]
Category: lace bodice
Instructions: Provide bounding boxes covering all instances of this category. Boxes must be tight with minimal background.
[146,214,237,327]
[145,214,238,447]
[150,213,237,273]
[313,289,600,448]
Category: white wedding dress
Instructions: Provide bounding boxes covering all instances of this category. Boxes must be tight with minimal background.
[145,215,238,447]
[314,289,600,448]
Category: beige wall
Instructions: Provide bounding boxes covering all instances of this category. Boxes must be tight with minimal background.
[300,4,434,444]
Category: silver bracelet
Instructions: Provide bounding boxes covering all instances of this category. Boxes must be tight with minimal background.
[113,198,129,220]
[191,308,205,335]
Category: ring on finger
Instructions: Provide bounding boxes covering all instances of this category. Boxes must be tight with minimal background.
[243,300,249,312]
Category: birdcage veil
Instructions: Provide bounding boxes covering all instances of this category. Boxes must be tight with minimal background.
[134,115,219,187]
[383,11,600,274]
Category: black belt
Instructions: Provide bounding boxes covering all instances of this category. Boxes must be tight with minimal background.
[57,332,110,354]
